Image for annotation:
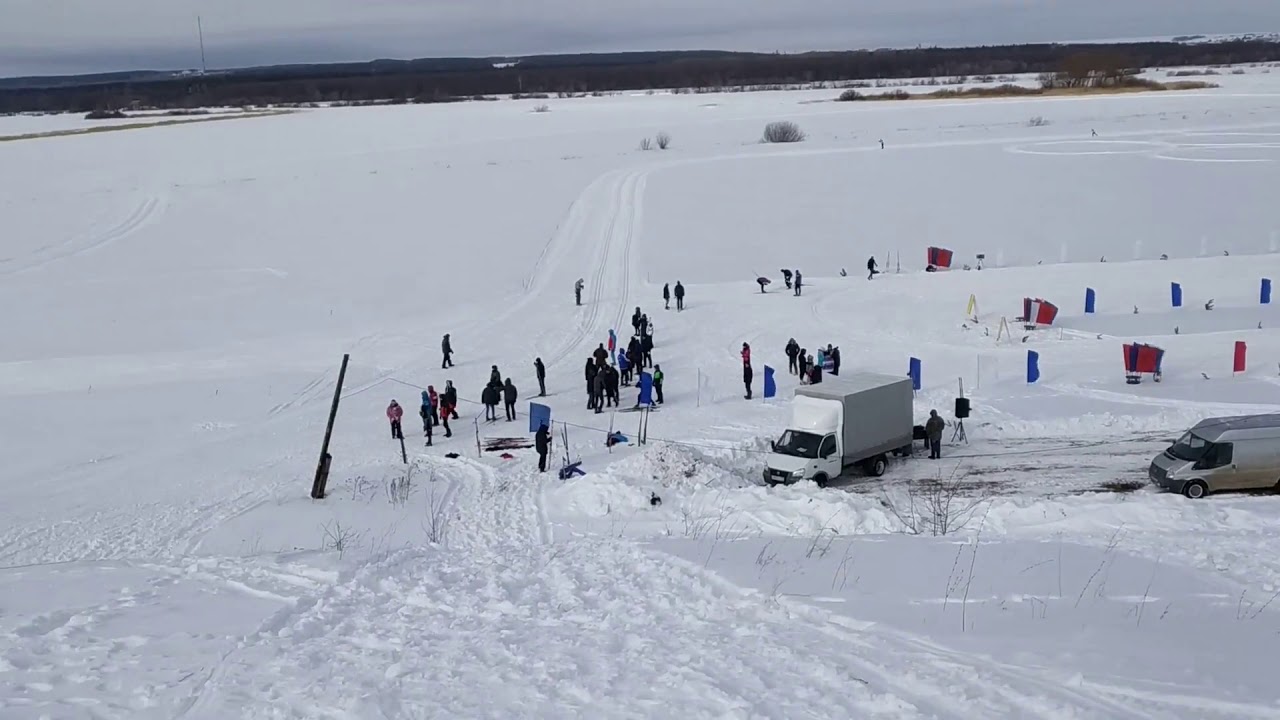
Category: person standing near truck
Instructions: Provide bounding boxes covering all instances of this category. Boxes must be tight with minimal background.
[926,409,945,459]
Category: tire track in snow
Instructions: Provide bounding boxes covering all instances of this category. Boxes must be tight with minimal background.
[1,193,167,277]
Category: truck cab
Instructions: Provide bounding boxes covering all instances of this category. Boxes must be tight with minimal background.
[765,396,844,487]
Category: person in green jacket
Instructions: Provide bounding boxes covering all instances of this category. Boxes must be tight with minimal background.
[652,365,664,405]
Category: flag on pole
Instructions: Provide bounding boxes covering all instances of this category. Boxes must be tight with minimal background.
[528,402,551,433]
[763,366,777,399]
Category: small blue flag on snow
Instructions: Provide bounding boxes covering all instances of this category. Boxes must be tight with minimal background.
[528,402,551,433]
[638,372,654,405]
[1027,350,1041,384]
[1085,288,1096,314]
[763,365,777,399]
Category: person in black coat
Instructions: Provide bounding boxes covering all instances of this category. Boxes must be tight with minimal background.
[674,281,685,311]
[641,333,654,368]
[534,358,547,397]
[808,357,823,385]
[593,344,609,366]
[743,360,754,400]
[867,256,879,280]
[502,379,518,421]
[631,307,643,333]
[798,348,809,382]
[663,283,671,310]
[535,423,552,472]
[585,359,599,409]
[605,365,620,407]
[793,270,803,296]
[488,365,502,391]
[785,338,800,375]
[481,385,499,421]
[441,334,454,368]
[831,346,842,376]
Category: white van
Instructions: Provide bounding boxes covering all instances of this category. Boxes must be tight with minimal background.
[1149,414,1280,498]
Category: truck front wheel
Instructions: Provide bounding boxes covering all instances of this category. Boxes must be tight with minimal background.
[864,455,888,477]
[813,473,829,489]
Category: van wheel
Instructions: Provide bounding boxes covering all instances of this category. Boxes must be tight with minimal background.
[813,473,829,489]
[1182,480,1209,499]
[865,455,888,478]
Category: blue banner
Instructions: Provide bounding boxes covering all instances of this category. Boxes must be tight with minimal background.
[763,365,777,399]
[1263,278,1272,305]
[1171,283,1182,308]
[1027,350,1040,384]
[1085,287,1096,314]
[908,357,922,390]
[528,402,551,433]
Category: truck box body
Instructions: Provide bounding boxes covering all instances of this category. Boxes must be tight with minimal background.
[794,373,915,466]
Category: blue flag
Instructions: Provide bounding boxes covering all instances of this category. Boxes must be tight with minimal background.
[908,357,922,390]
[763,365,777,399]
[528,402,552,433]
[638,372,653,405]
[1027,350,1041,384]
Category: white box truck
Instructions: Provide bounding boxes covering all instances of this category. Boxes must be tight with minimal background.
[764,373,915,488]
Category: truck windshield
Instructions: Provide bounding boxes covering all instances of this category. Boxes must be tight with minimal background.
[1168,431,1211,462]
[774,430,822,459]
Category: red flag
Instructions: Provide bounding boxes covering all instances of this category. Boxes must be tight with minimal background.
[1234,341,1247,373]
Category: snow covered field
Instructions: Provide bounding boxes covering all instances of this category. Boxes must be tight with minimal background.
[5,70,1280,718]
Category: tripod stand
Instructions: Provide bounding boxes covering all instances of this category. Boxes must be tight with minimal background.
[952,419,968,444]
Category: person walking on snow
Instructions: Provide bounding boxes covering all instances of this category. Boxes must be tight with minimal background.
[481,384,499,422]
[867,256,879,280]
[742,343,754,399]
[798,348,809,383]
[785,338,800,375]
[793,270,803,296]
[386,400,404,440]
[534,358,547,397]
[574,279,584,306]
[427,385,440,426]
[674,281,685,311]
[926,409,945,459]
[652,364,665,404]
[419,392,434,446]
[442,381,459,420]
[781,269,793,290]
[663,283,671,310]
[535,423,552,473]
[419,391,433,433]
[585,358,599,409]
[441,334,454,369]
[503,379,518,421]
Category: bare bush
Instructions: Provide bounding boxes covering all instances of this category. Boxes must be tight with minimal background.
[386,468,415,508]
[345,476,377,503]
[881,469,988,536]
[655,131,671,149]
[761,121,806,144]
[639,137,653,151]
[1027,115,1051,127]
[321,520,362,559]
[532,103,550,113]
[837,88,864,102]
[422,476,452,545]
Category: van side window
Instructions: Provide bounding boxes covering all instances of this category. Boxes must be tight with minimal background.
[819,435,837,458]
[1201,443,1234,469]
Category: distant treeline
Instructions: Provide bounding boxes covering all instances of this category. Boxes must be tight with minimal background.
[3,40,1279,114]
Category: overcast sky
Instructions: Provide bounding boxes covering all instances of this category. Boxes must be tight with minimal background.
[2,0,1278,78]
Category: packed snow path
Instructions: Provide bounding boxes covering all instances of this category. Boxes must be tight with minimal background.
[154,457,1184,720]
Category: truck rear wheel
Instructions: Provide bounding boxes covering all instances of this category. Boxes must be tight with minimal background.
[864,455,888,477]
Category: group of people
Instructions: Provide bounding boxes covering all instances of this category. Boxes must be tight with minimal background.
[385,381,460,447]
[585,306,666,413]
[661,282,686,311]
[481,365,520,422]
[782,339,841,386]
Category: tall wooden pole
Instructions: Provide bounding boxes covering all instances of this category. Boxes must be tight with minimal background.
[311,353,349,499]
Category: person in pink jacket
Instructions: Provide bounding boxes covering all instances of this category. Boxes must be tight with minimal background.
[386,400,404,440]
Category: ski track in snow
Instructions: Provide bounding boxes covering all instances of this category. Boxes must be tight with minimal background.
[0,193,167,277]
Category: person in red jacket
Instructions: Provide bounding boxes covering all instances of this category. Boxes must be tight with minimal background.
[386,400,404,440]
[427,385,440,427]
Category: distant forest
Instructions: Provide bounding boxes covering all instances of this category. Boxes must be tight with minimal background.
[3,40,1280,114]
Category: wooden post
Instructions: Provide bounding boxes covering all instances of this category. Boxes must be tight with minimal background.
[311,353,350,499]
[399,432,408,465]
[475,418,482,458]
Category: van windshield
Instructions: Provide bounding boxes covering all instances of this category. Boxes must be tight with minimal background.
[774,430,822,459]
[1168,431,1211,462]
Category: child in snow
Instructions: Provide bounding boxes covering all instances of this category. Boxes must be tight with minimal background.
[386,400,404,440]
